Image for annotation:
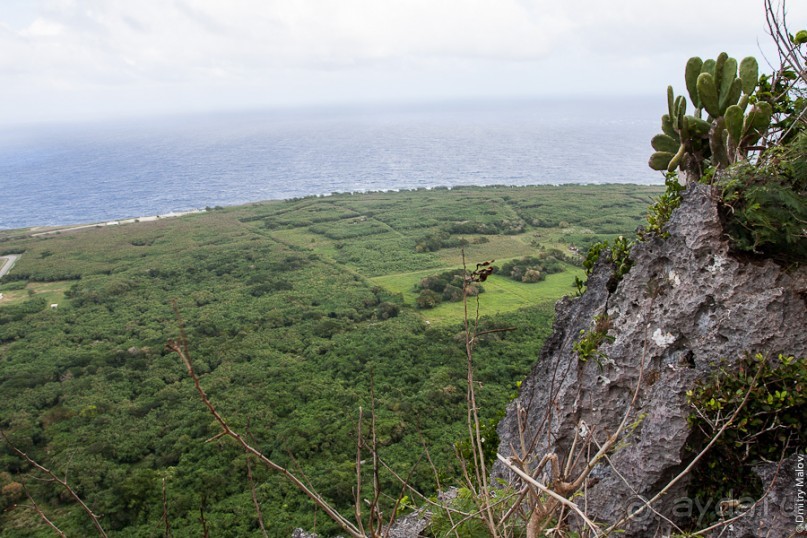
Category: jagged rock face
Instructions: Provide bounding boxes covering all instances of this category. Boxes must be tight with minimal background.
[495,184,807,536]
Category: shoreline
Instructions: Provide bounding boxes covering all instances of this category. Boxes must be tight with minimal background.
[3,182,664,235]
[26,209,206,237]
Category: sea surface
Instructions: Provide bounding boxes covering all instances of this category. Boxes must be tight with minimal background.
[0,97,664,230]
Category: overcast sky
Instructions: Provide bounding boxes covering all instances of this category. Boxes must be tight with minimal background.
[0,0,804,125]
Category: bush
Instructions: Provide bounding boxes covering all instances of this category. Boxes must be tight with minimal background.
[685,353,806,526]
[415,289,441,309]
[717,134,807,264]
[498,254,565,284]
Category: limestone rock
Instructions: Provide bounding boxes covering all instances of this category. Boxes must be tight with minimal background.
[495,183,807,536]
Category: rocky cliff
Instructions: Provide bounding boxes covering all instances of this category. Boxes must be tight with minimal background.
[495,183,807,536]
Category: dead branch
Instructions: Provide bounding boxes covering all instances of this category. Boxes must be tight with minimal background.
[604,356,767,534]
[355,406,366,537]
[460,250,500,538]
[417,429,461,538]
[17,484,67,538]
[245,454,268,538]
[166,310,365,538]
[384,451,425,535]
[368,378,383,536]
[0,429,108,537]
[162,477,172,538]
[497,454,601,536]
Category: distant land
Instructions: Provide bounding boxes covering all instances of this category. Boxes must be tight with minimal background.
[0,184,661,536]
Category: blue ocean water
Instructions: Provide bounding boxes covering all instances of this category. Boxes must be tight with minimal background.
[0,97,664,230]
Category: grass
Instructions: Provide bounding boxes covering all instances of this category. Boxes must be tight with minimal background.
[371,262,583,323]
[435,236,536,265]
[0,281,72,307]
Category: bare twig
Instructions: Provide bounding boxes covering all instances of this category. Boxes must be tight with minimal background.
[355,406,366,537]
[166,306,365,538]
[604,356,767,534]
[376,457,467,516]
[594,446,683,535]
[384,451,425,535]
[496,454,601,536]
[460,251,500,538]
[417,429,461,538]
[246,454,269,538]
[369,378,383,536]
[18,484,67,538]
[0,430,108,537]
[162,477,172,538]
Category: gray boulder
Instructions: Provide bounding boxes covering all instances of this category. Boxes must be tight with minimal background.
[495,183,806,536]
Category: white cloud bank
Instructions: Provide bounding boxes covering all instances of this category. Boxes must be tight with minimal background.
[0,0,804,124]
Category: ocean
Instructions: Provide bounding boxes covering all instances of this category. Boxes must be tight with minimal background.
[0,97,663,230]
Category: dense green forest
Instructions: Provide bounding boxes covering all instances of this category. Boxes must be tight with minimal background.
[0,184,660,536]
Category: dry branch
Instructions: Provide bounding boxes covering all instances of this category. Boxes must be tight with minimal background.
[166,311,365,538]
[0,429,108,537]
[18,484,66,538]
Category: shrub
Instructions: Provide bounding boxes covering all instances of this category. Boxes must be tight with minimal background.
[415,289,441,309]
[717,132,807,263]
[685,353,807,526]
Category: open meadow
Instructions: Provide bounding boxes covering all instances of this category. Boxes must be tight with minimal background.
[0,184,661,536]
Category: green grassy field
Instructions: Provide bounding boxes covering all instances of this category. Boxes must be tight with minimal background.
[0,281,71,308]
[0,184,660,536]
[371,264,584,323]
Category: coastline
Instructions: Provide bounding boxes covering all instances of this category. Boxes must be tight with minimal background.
[1,182,666,235]
[26,209,205,237]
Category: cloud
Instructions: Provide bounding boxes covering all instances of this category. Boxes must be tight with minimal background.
[0,0,804,123]
[5,1,572,79]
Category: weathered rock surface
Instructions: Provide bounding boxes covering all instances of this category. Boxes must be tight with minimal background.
[495,184,807,536]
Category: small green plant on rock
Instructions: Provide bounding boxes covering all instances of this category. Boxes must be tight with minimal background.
[717,130,807,263]
[573,314,614,366]
[684,353,807,527]
[578,235,634,295]
[640,172,685,240]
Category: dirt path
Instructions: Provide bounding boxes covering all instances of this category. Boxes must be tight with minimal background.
[0,254,20,278]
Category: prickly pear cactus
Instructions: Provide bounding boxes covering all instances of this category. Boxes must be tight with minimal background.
[649,53,772,180]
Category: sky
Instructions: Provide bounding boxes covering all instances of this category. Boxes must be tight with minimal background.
[0,0,804,125]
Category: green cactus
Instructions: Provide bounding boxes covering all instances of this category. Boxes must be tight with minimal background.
[667,133,688,172]
[739,57,759,95]
[702,59,716,78]
[714,52,729,93]
[719,78,743,116]
[661,114,679,140]
[725,105,744,147]
[651,134,680,154]
[685,57,703,109]
[709,117,730,168]
[719,57,738,98]
[649,52,773,179]
[742,102,773,145]
[697,72,720,118]
[649,151,675,171]
[689,116,712,137]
